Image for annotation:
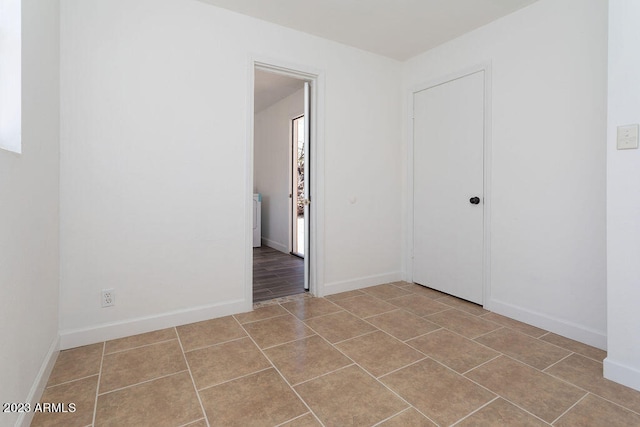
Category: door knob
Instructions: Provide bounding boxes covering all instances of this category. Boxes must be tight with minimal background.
[469,197,480,205]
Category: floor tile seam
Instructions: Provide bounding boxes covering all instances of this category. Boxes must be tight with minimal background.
[182,335,251,354]
[541,370,640,416]
[401,326,445,343]
[286,361,356,388]
[232,313,291,326]
[370,407,413,426]
[464,320,506,338]
[419,306,457,320]
[175,329,212,427]
[474,326,572,356]
[96,369,189,397]
[550,391,590,425]
[195,366,275,392]
[464,353,560,382]
[293,320,381,381]
[273,412,317,427]
[576,392,640,417]
[91,341,106,427]
[448,395,501,426]
[373,356,430,379]
[259,332,318,350]
[466,342,567,372]
[280,301,344,322]
[176,418,207,427]
[45,373,100,390]
[469,328,564,362]
[298,355,419,421]
[325,292,364,303]
[234,318,324,426]
[455,396,554,427]
[332,300,396,320]
[103,337,179,356]
[458,363,559,426]
[333,323,435,365]
[477,313,551,339]
[537,338,606,363]
[294,307,346,322]
[275,322,364,385]
[462,353,590,409]
[541,352,576,372]
[330,329,380,346]
[359,305,399,319]
[358,290,410,301]
[436,300,488,317]
[495,326,549,340]
[461,354,503,376]
[351,358,438,426]
[437,324,504,349]
[233,313,289,325]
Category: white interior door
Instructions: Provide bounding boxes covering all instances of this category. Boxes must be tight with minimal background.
[413,71,485,304]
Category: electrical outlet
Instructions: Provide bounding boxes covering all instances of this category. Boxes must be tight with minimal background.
[101,289,115,307]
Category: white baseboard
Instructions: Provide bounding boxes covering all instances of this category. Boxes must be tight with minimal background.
[16,336,60,427]
[59,299,248,350]
[322,271,403,297]
[604,358,640,392]
[486,298,607,350]
[262,238,288,253]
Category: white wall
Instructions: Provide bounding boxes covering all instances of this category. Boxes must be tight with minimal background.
[59,0,402,346]
[605,0,640,392]
[403,0,608,348]
[0,1,60,425]
[254,88,304,252]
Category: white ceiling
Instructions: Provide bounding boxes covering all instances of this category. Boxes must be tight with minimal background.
[197,0,539,61]
[254,70,305,113]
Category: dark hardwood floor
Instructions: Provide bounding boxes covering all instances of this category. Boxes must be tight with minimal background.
[253,246,305,302]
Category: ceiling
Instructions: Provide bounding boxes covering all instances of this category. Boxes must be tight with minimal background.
[254,70,305,113]
[197,0,539,61]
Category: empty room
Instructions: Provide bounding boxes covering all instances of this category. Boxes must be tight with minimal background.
[2,0,640,426]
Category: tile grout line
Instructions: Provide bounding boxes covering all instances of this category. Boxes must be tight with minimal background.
[176,418,207,427]
[97,370,189,397]
[273,412,315,427]
[91,341,105,427]
[550,391,590,425]
[196,366,274,393]
[232,313,327,427]
[370,407,413,426]
[541,369,640,417]
[298,316,441,427]
[103,337,178,356]
[45,373,100,389]
[175,327,212,427]
[401,326,444,343]
[449,396,501,427]
[542,352,575,372]
[181,335,250,354]
[459,354,575,425]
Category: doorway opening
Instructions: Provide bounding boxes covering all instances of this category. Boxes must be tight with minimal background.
[291,115,305,258]
[252,67,311,303]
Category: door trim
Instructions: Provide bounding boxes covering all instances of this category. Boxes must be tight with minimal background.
[245,56,326,310]
[406,62,492,306]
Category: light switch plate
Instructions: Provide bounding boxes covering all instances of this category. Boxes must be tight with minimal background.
[617,124,639,150]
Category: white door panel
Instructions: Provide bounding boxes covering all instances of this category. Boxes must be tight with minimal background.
[413,71,484,304]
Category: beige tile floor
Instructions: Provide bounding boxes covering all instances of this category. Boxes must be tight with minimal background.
[32,282,640,427]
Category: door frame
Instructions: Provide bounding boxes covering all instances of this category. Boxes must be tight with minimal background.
[245,57,326,310]
[406,62,493,306]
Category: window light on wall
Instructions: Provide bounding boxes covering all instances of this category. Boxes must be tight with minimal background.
[0,0,21,154]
